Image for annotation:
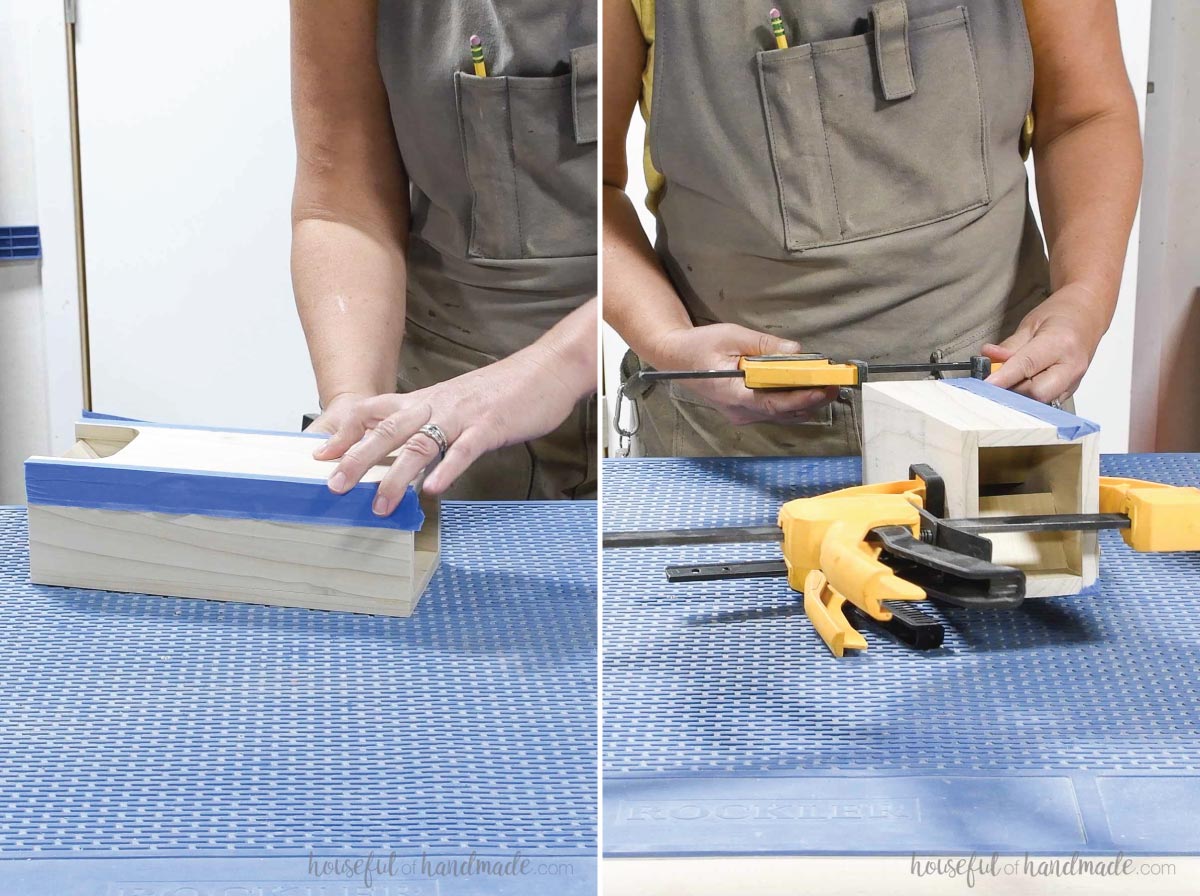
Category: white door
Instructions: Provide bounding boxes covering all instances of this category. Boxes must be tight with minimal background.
[75,1,316,432]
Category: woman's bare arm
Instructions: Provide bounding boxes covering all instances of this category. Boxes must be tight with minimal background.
[601,0,833,425]
[987,0,1142,402]
[290,0,410,419]
[601,1,692,356]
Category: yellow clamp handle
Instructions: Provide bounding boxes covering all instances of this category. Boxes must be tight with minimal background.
[739,356,859,390]
[1100,476,1200,552]
[780,483,929,656]
[737,356,1004,390]
[803,570,868,658]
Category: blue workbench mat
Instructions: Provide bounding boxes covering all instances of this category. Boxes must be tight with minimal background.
[602,455,1200,857]
[0,501,596,895]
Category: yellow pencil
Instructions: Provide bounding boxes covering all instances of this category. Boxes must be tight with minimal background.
[770,9,789,49]
[470,34,488,77]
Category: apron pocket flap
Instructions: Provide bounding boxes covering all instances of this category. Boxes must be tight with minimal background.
[871,0,917,100]
[571,43,598,144]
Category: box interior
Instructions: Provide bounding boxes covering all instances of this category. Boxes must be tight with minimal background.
[976,444,1084,580]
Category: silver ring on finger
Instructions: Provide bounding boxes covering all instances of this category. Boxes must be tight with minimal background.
[418,423,450,460]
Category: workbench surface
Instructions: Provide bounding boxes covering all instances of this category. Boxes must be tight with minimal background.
[603,455,1200,857]
[0,501,596,895]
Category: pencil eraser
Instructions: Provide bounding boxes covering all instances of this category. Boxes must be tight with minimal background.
[470,35,481,46]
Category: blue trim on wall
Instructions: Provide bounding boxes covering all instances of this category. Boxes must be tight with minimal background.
[946,377,1100,440]
[0,226,40,261]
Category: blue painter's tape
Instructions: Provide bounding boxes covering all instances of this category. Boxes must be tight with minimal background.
[82,410,327,440]
[946,377,1100,440]
[81,411,144,423]
[25,460,423,531]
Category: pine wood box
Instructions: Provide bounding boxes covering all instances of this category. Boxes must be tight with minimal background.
[25,421,439,616]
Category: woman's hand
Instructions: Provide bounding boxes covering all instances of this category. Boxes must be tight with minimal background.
[306,391,375,437]
[645,324,838,426]
[983,284,1107,404]
[315,300,597,512]
[314,354,577,512]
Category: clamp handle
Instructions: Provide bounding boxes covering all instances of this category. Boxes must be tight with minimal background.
[739,354,1002,390]
[1100,477,1200,552]
[782,491,926,657]
[739,355,859,390]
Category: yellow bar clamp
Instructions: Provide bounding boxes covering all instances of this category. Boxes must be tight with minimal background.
[787,474,1200,656]
[1099,477,1200,552]
[739,357,860,390]
[779,482,929,656]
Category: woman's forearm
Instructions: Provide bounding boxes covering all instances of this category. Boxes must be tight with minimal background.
[600,0,694,369]
[983,0,1142,401]
[598,0,820,424]
[512,297,600,405]
[1026,0,1142,334]
[291,214,408,405]
[602,186,693,366]
[1032,109,1142,328]
[290,0,411,407]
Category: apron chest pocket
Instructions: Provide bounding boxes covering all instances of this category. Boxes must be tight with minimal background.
[454,43,598,260]
[756,4,990,252]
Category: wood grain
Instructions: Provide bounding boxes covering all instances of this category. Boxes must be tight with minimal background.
[29,505,431,616]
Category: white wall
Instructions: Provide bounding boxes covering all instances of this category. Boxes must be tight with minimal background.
[2,3,311,503]
[74,1,315,433]
[605,3,1153,456]
[0,7,50,500]
[0,6,80,504]
[1130,0,1200,452]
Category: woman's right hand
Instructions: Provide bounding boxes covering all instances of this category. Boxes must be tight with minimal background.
[644,324,837,426]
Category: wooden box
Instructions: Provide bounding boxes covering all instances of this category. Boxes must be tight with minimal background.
[862,379,1100,598]
[25,421,439,615]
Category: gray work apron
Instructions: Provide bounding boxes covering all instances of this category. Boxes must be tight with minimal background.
[632,0,1051,457]
[376,2,597,498]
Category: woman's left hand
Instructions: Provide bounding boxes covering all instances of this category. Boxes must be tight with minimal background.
[314,349,582,513]
[983,283,1108,405]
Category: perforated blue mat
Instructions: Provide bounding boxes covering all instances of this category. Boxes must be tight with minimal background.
[602,455,1200,857]
[0,502,596,895]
